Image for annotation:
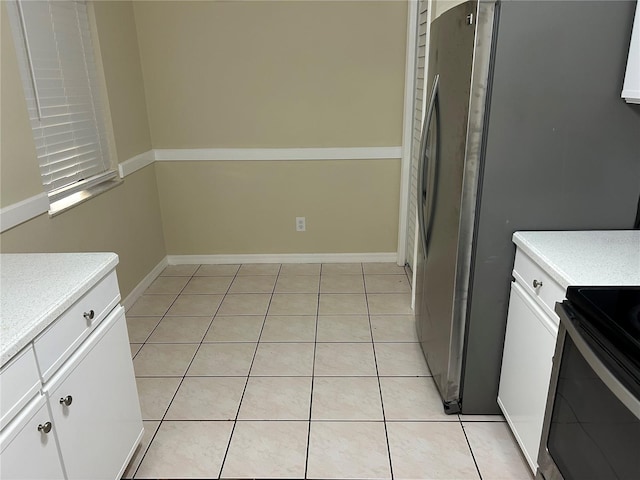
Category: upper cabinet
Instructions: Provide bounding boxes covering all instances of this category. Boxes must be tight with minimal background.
[622,1,640,104]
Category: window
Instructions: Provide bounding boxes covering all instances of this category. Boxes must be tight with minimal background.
[7,0,117,212]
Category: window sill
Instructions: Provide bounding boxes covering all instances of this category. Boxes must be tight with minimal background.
[48,178,123,217]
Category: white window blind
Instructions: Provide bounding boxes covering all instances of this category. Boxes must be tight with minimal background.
[8,0,114,202]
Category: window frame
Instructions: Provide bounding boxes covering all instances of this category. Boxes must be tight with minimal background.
[6,0,120,216]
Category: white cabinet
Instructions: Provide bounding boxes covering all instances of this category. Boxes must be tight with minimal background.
[0,256,143,480]
[46,307,143,480]
[0,395,66,480]
[0,345,40,430]
[498,247,565,475]
[498,282,557,473]
[501,230,640,475]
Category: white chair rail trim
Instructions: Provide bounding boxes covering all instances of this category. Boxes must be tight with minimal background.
[118,146,403,178]
[3,146,404,231]
[118,150,156,178]
[0,193,49,233]
[154,146,402,162]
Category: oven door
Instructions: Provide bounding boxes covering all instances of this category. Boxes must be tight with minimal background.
[536,302,640,480]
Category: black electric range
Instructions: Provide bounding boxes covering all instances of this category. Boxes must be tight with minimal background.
[566,286,640,390]
[537,286,640,480]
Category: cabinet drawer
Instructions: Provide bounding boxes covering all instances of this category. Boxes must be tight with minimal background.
[34,270,120,383]
[0,346,40,430]
[513,249,565,322]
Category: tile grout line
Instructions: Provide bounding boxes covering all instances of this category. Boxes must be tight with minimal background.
[130,263,417,479]
[364,271,396,480]
[304,264,322,479]
[217,263,281,479]
[130,264,228,349]
[133,270,194,345]
[131,263,239,479]
[198,265,242,345]
[129,265,204,479]
[460,421,484,480]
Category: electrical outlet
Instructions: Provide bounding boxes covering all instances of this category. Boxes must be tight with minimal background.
[296,217,306,232]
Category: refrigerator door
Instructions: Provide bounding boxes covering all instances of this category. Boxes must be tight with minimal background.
[416,0,477,412]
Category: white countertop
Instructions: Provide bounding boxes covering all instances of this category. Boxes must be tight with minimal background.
[513,230,640,288]
[0,253,119,366]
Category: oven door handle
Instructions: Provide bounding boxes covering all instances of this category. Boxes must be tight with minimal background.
[563,309,640,419]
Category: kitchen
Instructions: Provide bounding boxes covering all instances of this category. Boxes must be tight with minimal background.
[1,0,639,479]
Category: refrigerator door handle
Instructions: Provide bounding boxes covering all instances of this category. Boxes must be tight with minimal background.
[419,74,440,258]
[417,98,429,259]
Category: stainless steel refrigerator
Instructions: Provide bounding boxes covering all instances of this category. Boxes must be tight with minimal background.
[415,0,640,414]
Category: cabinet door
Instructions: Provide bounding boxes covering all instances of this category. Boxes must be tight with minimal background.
[47,306,143,480]
[498,282,557,474]
[0,394,66,480]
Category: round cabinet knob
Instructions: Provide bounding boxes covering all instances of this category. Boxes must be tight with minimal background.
[83,310,95,321]
[532,279,543,289]
[59,395,73,406]
[37,422,52,434]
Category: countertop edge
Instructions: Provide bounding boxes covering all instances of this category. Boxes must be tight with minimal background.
[512,230,640,288]
[0,254,119,367]
[512,232,575,288]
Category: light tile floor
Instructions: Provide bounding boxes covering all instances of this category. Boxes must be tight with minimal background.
[123,263,532,480]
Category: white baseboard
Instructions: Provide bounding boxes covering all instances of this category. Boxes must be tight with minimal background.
[122,256,169,311]
[166,252,398,265]
[0,193,49,233]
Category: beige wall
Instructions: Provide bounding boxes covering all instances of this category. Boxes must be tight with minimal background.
[0,167,166,296]
[133,0,407,148]
[155,160,401,255]
[93,1,152,161]
[0,1,166,298]
[0,3,44,207]
[2,0,408,279]
[134,0,408,256]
